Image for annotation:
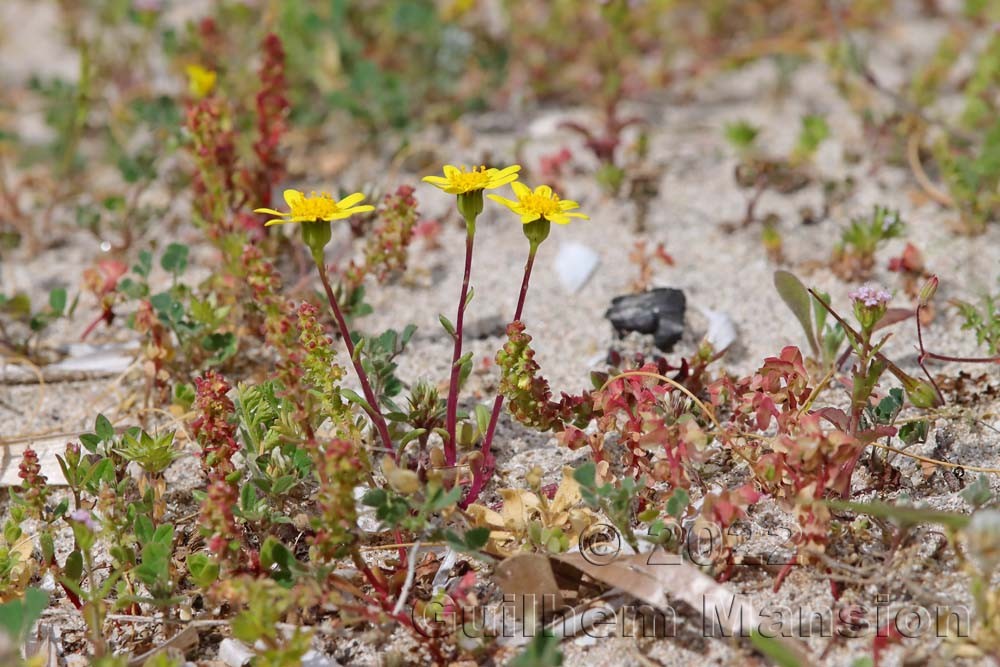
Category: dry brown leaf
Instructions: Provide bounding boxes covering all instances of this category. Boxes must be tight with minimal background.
[498,488,540,533]
[550,466,581,515]
[555,552,816,665]
[494,553,564,625]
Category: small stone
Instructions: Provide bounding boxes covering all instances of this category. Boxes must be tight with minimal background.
[605,288,686,351]
[699,307,737,353]
[301,649,342,667]
[218,638,254,667]
[554,241,600,293]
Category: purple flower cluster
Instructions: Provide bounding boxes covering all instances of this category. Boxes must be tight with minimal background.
[69,509,97,530]
[849,283,891,307]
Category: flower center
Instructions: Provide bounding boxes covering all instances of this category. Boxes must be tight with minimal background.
[451,166,492,191]
[519,192,561,218]
[292,192,340,220]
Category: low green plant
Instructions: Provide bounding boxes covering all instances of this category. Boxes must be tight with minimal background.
[955,282,1000,355]
[831,206,905,280]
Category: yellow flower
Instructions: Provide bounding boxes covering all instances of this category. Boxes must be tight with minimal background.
[423,164,520,195]
[185,64,217,99]
[488,182,588,225]
[254,189,375,226]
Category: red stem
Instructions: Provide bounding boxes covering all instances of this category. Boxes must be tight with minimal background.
[922,351,1000,364]
[461,247,536,509]
[914,304,946,404]
[443,230,475,466]
[80,309,110,341]
[316,262,395,459]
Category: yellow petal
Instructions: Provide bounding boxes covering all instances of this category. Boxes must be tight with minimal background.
[336,192,366,209]
[548,214,570,225]
[442,165,460,178]
[535,185,553,199]
[487,193,515,205]
[264,219,292,226]
[520,212,541,224]
[283,189,304,208]
[495,164,521,179]
[558,199,580,211]
[510,181,531,198]
[422,175,449,185]
[341,204,375,216]
[253,208,286,216]
[488,171,520,189]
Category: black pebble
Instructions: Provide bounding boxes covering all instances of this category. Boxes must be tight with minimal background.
[605,288,686,352]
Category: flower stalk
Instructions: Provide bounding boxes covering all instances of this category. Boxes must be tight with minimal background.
[462,240,539,508]
[442,211,476,466]
[422,166,520,467]
[315,259,395,459]
[253,189,395,457]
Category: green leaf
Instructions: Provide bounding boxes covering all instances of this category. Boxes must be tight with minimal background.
[362,488,387,507]
[341,388,375,415]
[438,314,456,337]
[79,433,101,453]
[259,536,297,585]
[898,420,929,446]
[463,527,490,551]
[666,488,690,518]
[240,483,258,512]
[63,550,84,581]
[827,499,970,530]
[186,553,219,588]
[510,631,563,667]
[401,324,417,346]
[134,515,154,545]
[399,428,427,447]
[134,250,153,278]
[425,486,462,513]
[573,462,597,490]
[960,474,993,509]
[48,287,67,314]
[773,270,818,356]
[160,243,189,275]
[749,630,805,667]
[724,120,760,150]
[95,414,115,441]
[474,404,490,437]
[0,588,49,643]
[202,332,238,365]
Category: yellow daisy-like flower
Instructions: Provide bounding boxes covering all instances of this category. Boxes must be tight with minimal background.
[422,164,521,195]
[254,189,375,226]
[487,182,588,225]
[185,64,217,99]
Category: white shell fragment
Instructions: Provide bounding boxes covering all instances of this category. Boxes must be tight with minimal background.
[555,241,600,293]
[699,307,737,353]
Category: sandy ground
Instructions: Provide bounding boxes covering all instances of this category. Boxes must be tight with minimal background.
[2,5,1000,667]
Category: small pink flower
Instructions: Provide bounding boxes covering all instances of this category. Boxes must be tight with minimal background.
[849,284,891,308]
[69,509,97,530]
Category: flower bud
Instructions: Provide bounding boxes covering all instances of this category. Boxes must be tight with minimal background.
[905,379,939,408]
[918,275,939,307]
[522,218,551,249]
[525,466,543,490]
[849,283,891,332]
[301,220,332,264]
[382,456,420,495]
[457,190,484,226]
[65,441,81,467]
